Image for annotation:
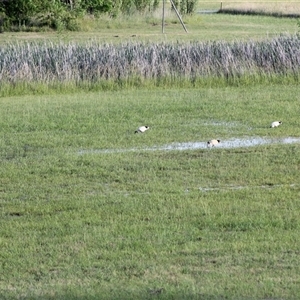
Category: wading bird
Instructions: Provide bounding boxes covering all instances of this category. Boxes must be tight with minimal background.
[135,125,149,133]
[271,121,282,128]
[207,139,220,148]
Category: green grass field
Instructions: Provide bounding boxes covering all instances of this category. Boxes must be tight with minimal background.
[1,84,300,299]
[1,2,300,298]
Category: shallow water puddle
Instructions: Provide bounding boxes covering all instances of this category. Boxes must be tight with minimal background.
[78,136,300,155]
[215,136,300,149]
[197,183,297,192]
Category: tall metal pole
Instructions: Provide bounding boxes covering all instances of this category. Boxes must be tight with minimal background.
[162,0,165,33]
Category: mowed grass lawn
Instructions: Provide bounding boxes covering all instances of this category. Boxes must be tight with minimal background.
[1,83,300,299]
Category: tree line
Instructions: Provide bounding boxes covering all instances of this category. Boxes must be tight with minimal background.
[0,0,197,32]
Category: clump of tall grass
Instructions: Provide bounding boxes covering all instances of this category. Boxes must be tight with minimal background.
[1,34,300,91]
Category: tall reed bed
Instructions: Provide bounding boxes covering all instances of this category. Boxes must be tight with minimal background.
[1,34,300,88]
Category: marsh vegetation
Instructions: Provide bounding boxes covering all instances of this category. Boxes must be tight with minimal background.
[1,33,300,95]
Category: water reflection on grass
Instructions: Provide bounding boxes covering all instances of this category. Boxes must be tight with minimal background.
[78,137,300,155]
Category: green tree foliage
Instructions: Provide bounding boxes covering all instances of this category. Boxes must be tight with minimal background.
[112,0,159,15]
[80,0,113,14]
[172,0,198,14]
[0,0,71,29]
[0,0,161,31]
[35,1,79,31]
[0,0,38,24]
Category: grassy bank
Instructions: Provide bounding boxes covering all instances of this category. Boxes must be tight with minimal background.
[1,84,300,299]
